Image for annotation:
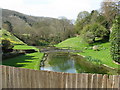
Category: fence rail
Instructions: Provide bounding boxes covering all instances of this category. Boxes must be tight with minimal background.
[0,65,120,89]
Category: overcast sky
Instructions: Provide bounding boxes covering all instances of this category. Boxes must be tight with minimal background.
[0,0,103,20]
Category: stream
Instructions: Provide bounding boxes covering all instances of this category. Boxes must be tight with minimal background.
[38,46,119,74]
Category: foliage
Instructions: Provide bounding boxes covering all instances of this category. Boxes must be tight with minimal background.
[110,16,120,63]
[2,9,75,46]
[1,29,25,45]
[85,56,103,65]
[76,11,89,22]
[75,11,90,34]
[101,1,119,28]
[2,39,14,52]
[83,32,95,44]
[82,23,108,43]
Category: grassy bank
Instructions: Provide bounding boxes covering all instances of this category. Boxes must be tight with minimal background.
[2,52,44,70]
[55,37,119,68]
[13,45,39,51]
[1,29,44,70]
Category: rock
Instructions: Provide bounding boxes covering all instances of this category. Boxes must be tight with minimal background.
[84,47,88,50]
[93,45,99,51]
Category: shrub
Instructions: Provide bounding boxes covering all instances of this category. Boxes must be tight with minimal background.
[110,16,120,63]
[85,56,103,65]
[2,39,14,53]
[83,32,95,44]
[82,23,108,44]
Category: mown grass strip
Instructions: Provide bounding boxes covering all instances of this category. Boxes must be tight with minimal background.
[2,52,44,70]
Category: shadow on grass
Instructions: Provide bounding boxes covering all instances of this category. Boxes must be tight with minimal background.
[90,39,109,46]
[2,54,36,67]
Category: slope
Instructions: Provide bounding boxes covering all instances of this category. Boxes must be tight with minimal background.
[1,29,44,70]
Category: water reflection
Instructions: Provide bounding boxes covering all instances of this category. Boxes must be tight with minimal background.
[41,52,76,73]
[40,52,118,74]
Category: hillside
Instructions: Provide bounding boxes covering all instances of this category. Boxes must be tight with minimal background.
[55,37,119,69]
[1,29,43,70]
[2,9,75,46]
[1,29,25,45]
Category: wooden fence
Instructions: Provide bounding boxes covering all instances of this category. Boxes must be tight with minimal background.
[1,65,120,89]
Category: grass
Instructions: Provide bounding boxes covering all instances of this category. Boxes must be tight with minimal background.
[55,37,88,50]
[13,45,39,51]
[55,37,119,69]
[1,29,44,70]
[2,52,44,70]
[1,29,25,45]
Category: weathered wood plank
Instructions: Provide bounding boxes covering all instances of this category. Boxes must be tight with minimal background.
[112,75,119,89]
[21,68,27,88]
[102,75,107,89]
[6,65,10,88]
[107,75,113,89]
[31,69,36,88]
[46,71,51,88]
[49,71,54,88]
[71,73,77,88]
[42,71,49,88]
[118,75,120,90]
[12,67,19,88]
[27,68,32,88]
[36,70,43,88]
[1,66,4,88]
[88,74,93,89]
[0,65,2,89]
[58,72,63,88]
[97,74,103,89]
[66,73,72,88]
[9,66,14,88]
[2,66,5,88]
[92,74,98,88]
[61,72,67,88]
[76,73,82,88]
[82,73,88,88]
[18,67,22,88]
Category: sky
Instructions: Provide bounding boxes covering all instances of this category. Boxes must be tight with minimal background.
[0,0,103,20]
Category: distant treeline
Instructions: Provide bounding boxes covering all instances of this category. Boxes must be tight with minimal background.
[2,9,75,46]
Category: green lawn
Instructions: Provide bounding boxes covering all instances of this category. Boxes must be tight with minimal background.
[1,29,44,70]
[13,45,39,51]
[55,37,88,50]
[55,37,119,69]
[2,52,44,70]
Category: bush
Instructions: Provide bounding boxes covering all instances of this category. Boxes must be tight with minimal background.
[83,32,95,44]
[85,56,102,65]
[2,39,14,53]
[110,16,120,63]
[82,23,108,43]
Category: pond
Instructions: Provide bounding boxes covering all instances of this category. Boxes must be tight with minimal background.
[40,51,118,75]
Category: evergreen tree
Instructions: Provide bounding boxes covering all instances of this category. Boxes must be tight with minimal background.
[110,16,120,63]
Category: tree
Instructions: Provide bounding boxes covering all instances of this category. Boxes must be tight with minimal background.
[75,11,90,34]
[76,11,89,22]
[110,16,120,63]
[82,23,108,43]
[83,31,95,44]
[101,0,118,29]
[90,10,100,23]
[2,39,14,53]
